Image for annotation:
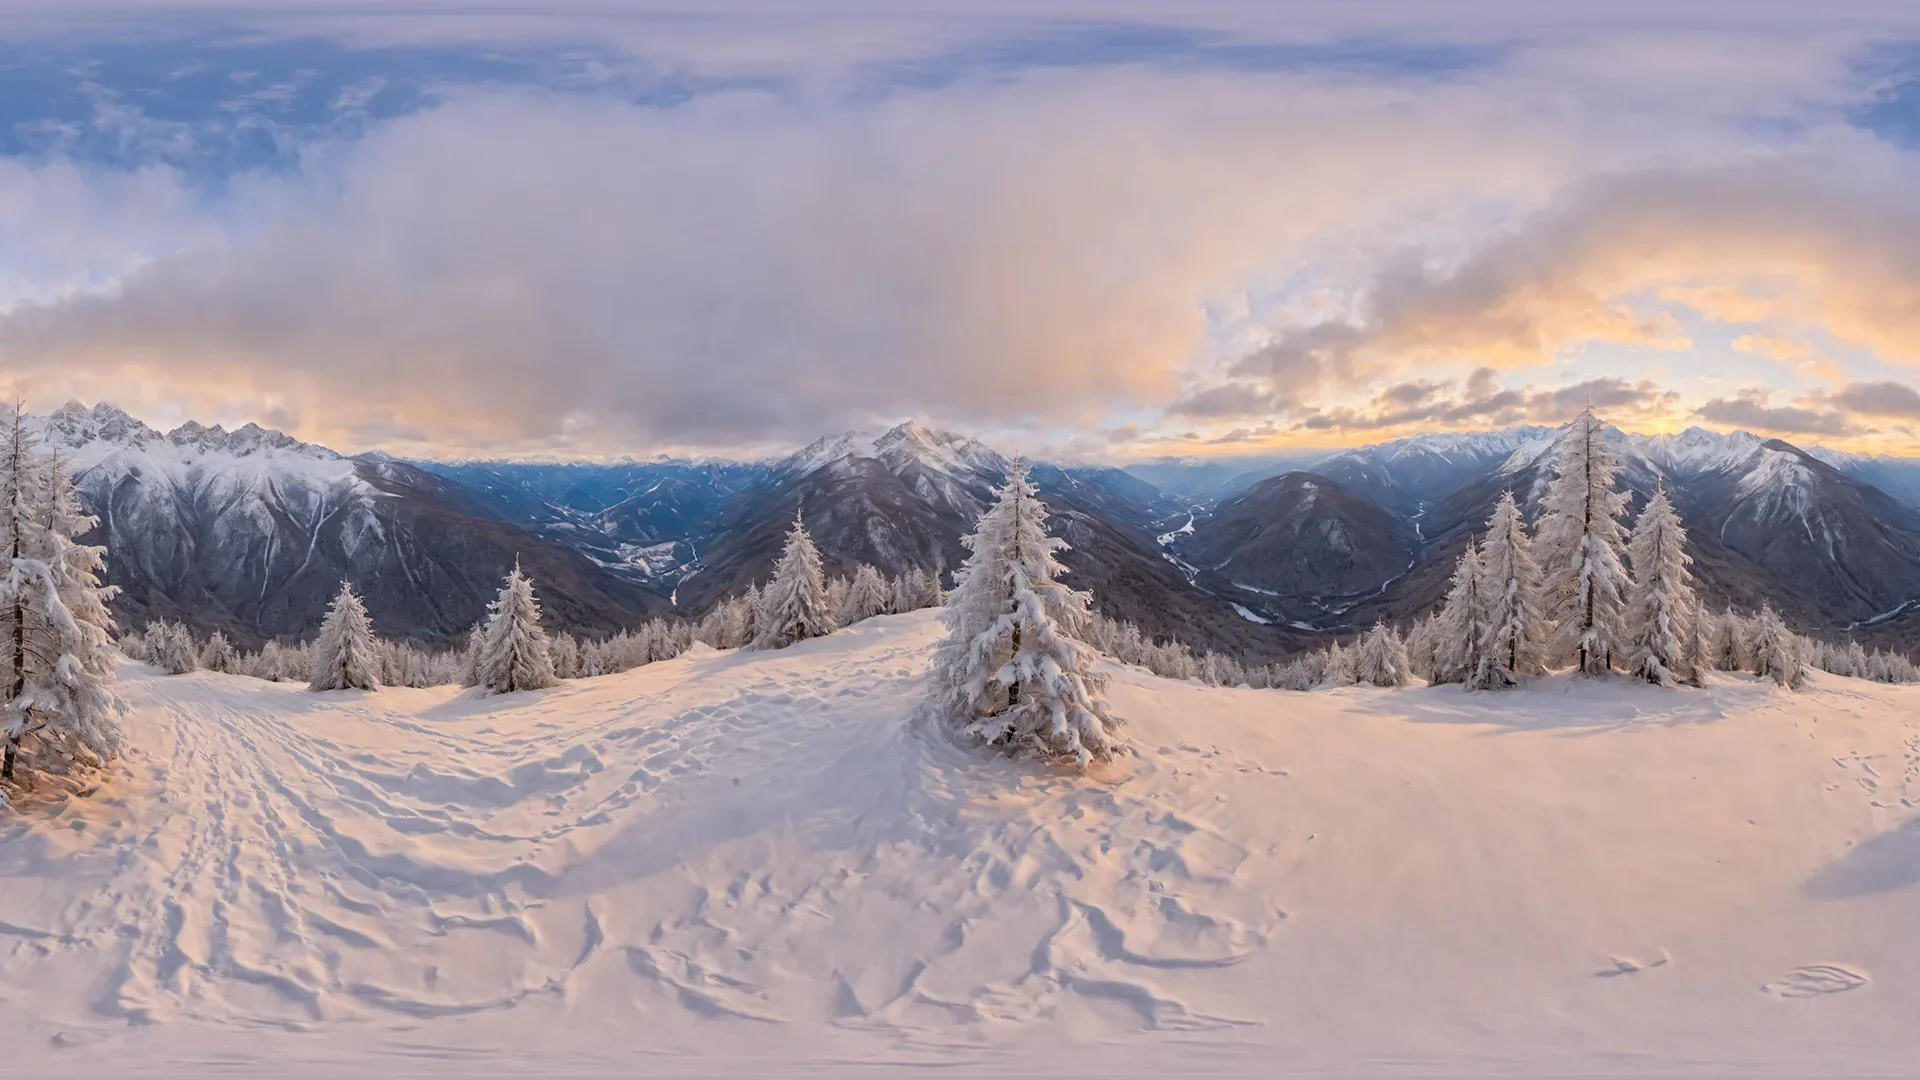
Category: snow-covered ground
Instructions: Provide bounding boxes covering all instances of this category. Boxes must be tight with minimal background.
[3,610,1918,1074]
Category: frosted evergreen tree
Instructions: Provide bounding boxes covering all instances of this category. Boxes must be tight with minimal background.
[1710,605,1744,671]
[824,576,850,626]
[1353,621,1411,687]
[458,623,486,687]
[1749,603,1805,689]
[162,623,200,674]
[930,459,1121,769]
[1623,483,1699,687]
[1683,598,1715,687]
[256,641,287,682]
[200,630,237,674]
[1404,614,1438,683]
[1321,639,1354,686]
[477,561,559,694]
[754,513,836,650]
[308,580,380,691]
[2,439,122,783]
[1474,490,1545,688]
[915,567,945,609]
[1535,408,1631,674]
[1431,539,1487,685]
[842,563,891,625]
[1845,640,1870,680]
[550,631,582,679]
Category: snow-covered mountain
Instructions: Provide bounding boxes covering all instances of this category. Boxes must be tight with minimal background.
[29,399,1920,653]
[1308,425,1556,514]
[676,420,1283,657]
[1167,421,1920,641]
[27,402,672,646]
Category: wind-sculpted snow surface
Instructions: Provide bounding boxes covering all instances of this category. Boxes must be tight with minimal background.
[2,611,1920,1073]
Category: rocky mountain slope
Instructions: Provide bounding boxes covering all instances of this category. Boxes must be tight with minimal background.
[1188,424,1920,644]
[34,402,672,647]
[1178,473,1421,629]
[674,422,1295,658]
[30,399,1920,656]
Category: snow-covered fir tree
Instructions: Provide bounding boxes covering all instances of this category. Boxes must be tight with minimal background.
[1683,598,1715,687]
[200,630,236,673]
[1,435,122,785]
[308,580,381,691]
[1321,638,1355,686]
[1710,605,1744,671]
[1474,490,1544,688]
[1353,621,1411,687]
[824,575,850,626]
[1404,614,1438,683]
[1431,538,1488,685]
[549,631,582,679]
[1749,603,1805,689]
[1535,408,1631,674]
[1623,483,1699,687]
[477,561,559,694]
[842,563,891,625]
[929,459,1121,769]
[754,513,836,650]
[162,623,200,674]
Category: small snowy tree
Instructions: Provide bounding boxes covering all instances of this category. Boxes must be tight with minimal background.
[1475,490,1545,688]
[1683,599,1714,687]
[754,513,836,650]
[842,563,891,625]
[165,624,200,674]
[477,561,559,694]
[1353,621,1411,687]
[200,630,237,674]
[1320,639,1355,686]
[929,459,1121,769]
[1749,603,1805,689]
[1535,408,1631,674]
[1431,539,1487,685]
[308,580,380,691]
[1623,483,1698,687]
[550,631,582,679]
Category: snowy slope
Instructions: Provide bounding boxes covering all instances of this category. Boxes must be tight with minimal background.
[3,612,1918,1073]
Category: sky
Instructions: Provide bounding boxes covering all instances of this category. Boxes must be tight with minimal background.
[2,1,1920,463]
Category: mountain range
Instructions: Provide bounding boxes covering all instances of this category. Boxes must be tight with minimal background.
[27,400,1920,658]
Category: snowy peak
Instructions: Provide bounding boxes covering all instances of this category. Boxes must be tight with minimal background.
[162,419,337,460]
[1625,426,1767,477]
[38,400,163,451]
[779,420,1005,482]
[30,401,338,463]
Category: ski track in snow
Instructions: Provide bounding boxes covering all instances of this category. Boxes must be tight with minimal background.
[5,610,1920,1073]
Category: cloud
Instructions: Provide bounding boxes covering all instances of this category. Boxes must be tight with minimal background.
[1695,387,1857,435]
[0,12,1914,456]
[1826,380,1920,417]
[1229,158,1920,407]
[1730,333,1845,379]
[1290,373,1675,434]
[1,55,1672,455]
[1166,382,1284,418]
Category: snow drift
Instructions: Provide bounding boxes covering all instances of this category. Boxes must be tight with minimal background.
[1,610,1917,1073]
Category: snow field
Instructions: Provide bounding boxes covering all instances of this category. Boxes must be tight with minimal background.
[2,609,1919,1073]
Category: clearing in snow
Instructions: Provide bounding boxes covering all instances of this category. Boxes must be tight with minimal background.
[2,610,1918,1073]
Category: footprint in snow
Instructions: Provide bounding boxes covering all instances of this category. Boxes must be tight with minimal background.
[1595,949,1671,977]
[1762,965,1869,998]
